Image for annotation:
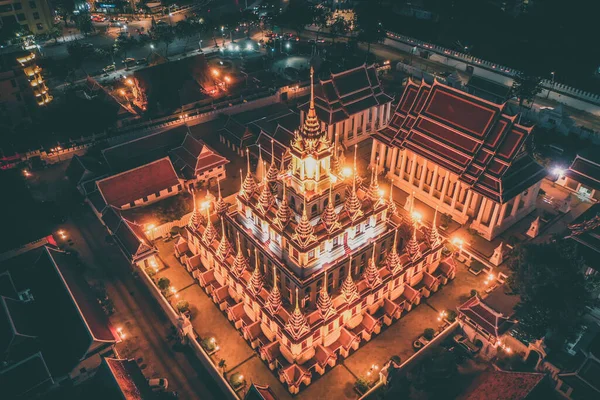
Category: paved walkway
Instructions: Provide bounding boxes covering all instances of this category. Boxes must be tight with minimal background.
[154,236,491,399]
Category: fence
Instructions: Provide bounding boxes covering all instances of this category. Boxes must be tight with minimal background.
[151,212,193,239]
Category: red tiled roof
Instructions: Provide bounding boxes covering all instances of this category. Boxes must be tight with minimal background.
[47,248,118,343]
[300,64,393,125]
[97,158,180,207]
[170,134,229,179]
[460,370,546,400]
[565,155,600,191]
[103,358,155,400]
[458,295,515,338]
[380,80,546,202]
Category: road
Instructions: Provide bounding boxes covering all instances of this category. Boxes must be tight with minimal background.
[28,162,223,400]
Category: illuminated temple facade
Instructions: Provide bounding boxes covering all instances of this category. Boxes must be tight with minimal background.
[371,80,546,240]
[175,71,456,393]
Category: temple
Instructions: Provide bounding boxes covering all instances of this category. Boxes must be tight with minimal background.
[371,79,546,240]
[175,69,456,393]
[299,64,393,148]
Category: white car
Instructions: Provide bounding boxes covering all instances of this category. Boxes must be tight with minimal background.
[148,378,168,391]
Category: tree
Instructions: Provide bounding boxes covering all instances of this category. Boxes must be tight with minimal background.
[49,24,62,44]
[510,72,543,112]
[312,6,331,42]
[74,11,94,36]
[329,16,349,45]
[66,42,89,75]
[0,18,26,45]
[174,20,196,53]
[157,277,171,292]
[153,25,175,58]
[507,241,594,348]
[423,328,435,341]
[277,0,313,36]
[355,2,387,57]
[54,0,75,26]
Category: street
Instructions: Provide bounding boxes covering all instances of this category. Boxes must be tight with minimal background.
[27,162,223,400]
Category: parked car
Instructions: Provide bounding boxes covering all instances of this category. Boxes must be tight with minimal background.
[103,64,116,73]
[148,378,169,391]
[136,58,148,66]
[122,57,136,67]
[453,334,480,354]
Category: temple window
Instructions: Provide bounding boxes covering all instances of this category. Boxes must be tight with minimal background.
[317,279,323,292]
[311,203,318,217]
[333,236,339,247]
[309,250,315,260]
[328,273,334,291]
[335,193,342,205]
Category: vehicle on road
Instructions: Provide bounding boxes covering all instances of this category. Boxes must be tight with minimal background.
[453,334,481,354]
[117,16,129,22]
[122,57,136,67]
[136,58,148,66]
[149,378,169,391]
[103,64,116,73]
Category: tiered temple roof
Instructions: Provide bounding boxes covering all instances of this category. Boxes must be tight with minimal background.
[374,79,546,203]
[299,64,393,125]
[285,289,311,340]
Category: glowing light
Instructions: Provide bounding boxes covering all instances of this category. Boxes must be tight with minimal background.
[378,189,385,197]
[201,201,210,210]
[125,78,133,86]
[342,167,352,178]
[487,273,495,281]
[452,237,464,247]
[411,211,422,223]
[224,76,231,83]
[552,167,565,177]
[119,89,126,96]
[23,169,31,177]
[235,45,240,51]
[285,42,291,49]
[211,68,219,77]
[305,156,316,179]
[246,43,253,51]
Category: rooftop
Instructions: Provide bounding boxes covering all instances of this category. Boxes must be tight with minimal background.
[97,157,180,208]
[460,369,547,400]
[565,154,600,191]
[375,79,546,203]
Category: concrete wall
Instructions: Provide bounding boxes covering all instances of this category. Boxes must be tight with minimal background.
[384,33,600,115]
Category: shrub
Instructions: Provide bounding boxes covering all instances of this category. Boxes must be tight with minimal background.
[446,310,457,322]
[201,338,217,352]
[229,372,245,389]
[440,213,452,228]
[470,260,486,273]
[423,328,435,341]
[176,300,190,314]
[390,355,401,365]
[157,277,171,292]
[355,377,370,394]
[170,226,182,236]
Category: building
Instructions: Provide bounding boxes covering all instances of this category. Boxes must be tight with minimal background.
[0,0,54,34]
[169,133,229,185]
[372,79,546,240]
[459,369,551,400]
[0,49,51,133]
[457,289,521,359]
[0,244,119,397]
[88,357,156,399]
[557,153,600,202]
[299,64,393,148]
[552,332,600,399]
[94,157,182,212]
[466,76,512,104]
[174,69,457,394]
[66,155,107,196]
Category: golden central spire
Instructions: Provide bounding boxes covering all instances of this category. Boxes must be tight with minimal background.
[301,66,322,139]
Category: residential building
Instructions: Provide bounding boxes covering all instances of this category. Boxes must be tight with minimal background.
[372,79,546,240]
[0,49,51,132]
[299,64,393,149]
[0,0,54,34]
[557,153,600,202]
[551,332,600,399]
[0,244,118,397]
[174,69,457,394]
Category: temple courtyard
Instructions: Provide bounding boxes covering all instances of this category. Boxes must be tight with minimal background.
[154,239,490,399]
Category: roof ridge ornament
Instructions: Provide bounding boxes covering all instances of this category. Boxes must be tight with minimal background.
[317,272,336,320]
[216,220,233,260]
[216,179,228,217]
[274,182,293,229]
[266,266,282,314]
[341,256,359,304]
[202,206,218,245]
[386,229,402,274]
[429,207,441,248]
[285,287,311,341]
[405,222,422,262]
[240,149,257,199]
[321,183,341,234]
[188,188,201,230]
[247,249,264,297]
[364,246,383,287]
[293,198,317,247]
[233,232,248,277]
